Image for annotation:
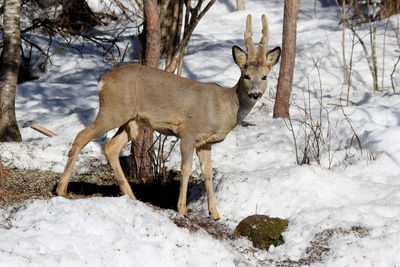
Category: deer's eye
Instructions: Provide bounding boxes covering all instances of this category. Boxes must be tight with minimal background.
[262,76,267,80]
[243,75,251,80]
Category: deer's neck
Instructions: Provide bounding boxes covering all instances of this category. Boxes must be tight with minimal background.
[235,82,256,125]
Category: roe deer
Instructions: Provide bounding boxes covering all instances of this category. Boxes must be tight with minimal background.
[56,14,281,220]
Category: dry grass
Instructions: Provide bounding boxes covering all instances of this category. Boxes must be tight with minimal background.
[171,214,234,241]
[0,162,116,208]
[0,158,4,201]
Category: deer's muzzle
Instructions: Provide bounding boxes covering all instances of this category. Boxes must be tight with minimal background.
[248,92,262,100]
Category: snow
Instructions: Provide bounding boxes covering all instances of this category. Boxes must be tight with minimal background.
[0,197,250,266]
[1,0,400,266]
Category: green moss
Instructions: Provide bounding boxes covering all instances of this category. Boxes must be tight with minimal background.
[234,215,289,250]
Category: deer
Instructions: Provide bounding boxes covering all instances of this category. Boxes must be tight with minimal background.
[56,14,281,220]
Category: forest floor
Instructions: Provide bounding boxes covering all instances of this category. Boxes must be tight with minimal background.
[0,163,114,208]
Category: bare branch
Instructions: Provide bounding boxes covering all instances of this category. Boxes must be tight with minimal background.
[165,0,216,73]
[30,124,57,137]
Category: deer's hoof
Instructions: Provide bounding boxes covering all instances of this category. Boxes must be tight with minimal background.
[209,211,220,221]
[56,186,67,196]
[178,208,188,217]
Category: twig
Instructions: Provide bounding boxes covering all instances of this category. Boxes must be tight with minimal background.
[391,53,400,93]
[381,18,390,91]
[30,124,57,137]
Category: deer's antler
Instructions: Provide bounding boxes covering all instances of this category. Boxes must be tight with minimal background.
[244,15,256,59]
[257,14,269,59]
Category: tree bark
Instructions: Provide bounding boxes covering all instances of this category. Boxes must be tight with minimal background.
[142,0,161,67]
[368,1,379,92]
[131,0,160,181]
[273,0,299,118]
[159,0,184,65]
[340,0,350,86]
[0,0,22,142]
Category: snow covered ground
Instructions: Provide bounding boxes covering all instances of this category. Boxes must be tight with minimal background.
[1,0,400,266]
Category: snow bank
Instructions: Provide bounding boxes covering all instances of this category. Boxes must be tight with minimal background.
[0,197,249,267]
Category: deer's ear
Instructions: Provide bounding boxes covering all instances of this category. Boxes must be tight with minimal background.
[232,45,247,68]
[266,46,281,67]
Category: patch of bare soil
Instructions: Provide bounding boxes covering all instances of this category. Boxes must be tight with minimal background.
[0,162,117,208]
[171,214,234,241]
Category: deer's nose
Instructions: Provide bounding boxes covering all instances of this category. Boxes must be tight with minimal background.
[248,92,262,100]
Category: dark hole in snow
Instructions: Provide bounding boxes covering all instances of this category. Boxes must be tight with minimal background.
[53,169,198,211]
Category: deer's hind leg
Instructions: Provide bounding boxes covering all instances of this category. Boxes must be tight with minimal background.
[56,113,128,196]
[104,120,139,200]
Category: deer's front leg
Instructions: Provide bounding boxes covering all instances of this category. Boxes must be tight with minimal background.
[197,145,220,220]
[177,138,195,216]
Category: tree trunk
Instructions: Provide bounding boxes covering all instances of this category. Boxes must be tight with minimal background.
[273,0,299,118]
[340,0,350,86]
[368,1,379,92]
[236,0,246,11]
[130,0,160,181]
[159,0,184,65]
[0,0,22,142]
[142,0,161,67]
[164,0,216,74]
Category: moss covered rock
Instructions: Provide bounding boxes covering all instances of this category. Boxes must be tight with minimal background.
[233,214,288,250]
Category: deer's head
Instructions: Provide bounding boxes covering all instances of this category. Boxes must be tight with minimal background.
[233,14,281,101]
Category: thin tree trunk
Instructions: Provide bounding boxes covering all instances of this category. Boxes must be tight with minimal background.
[273,0,299,118]
[159,0,184,66]
[369,1,379,92]
[164,0,216,74]
[142,0,161,67]
[341,0,350,85]
[131,0,160,181]
[382,18,390,91]
[0,0,22,142]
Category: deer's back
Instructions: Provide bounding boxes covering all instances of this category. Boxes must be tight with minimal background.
[99,64,239,143]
